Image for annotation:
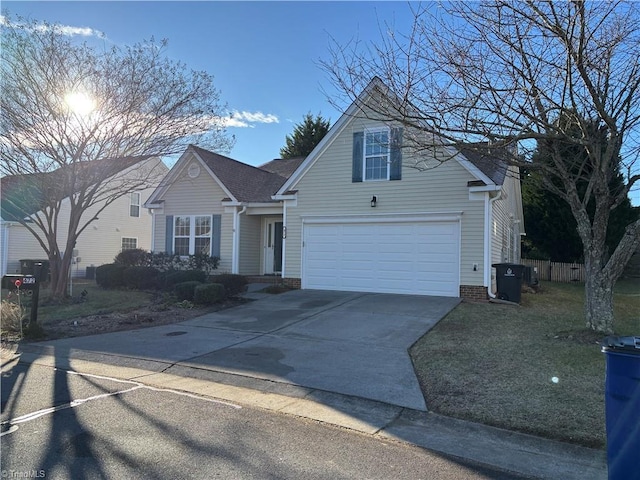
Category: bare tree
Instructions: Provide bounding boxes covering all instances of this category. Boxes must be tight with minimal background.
[321,1,640,334]
[1,16,234,300]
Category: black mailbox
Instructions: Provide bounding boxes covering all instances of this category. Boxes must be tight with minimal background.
[2,274,38,294]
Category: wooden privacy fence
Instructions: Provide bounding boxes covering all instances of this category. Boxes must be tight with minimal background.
[519,258,586,283]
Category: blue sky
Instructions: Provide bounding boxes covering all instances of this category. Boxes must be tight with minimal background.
[3,1,417,167]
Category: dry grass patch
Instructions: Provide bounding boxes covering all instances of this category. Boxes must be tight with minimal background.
[410,279,639,449]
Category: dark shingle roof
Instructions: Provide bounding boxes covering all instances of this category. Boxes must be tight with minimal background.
[457,145,509,186]
[259,157,306,178]
[190,146,299,203]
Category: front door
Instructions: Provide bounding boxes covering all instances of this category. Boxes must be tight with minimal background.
[264,219,283,274]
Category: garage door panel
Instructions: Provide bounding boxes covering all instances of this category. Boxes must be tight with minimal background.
[303,221,460,297]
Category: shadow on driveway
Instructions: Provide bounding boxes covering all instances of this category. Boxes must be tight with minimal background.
[23,290,460,411]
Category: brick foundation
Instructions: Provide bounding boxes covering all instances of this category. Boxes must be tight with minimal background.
[459,285,488,302]
[282,277,301,289]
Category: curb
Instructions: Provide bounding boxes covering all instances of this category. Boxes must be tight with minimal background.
[3,345,607,480]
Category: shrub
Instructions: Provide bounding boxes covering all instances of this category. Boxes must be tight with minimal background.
[1,300,25,336]
[148,252,185,272]
[123,266,161,290]
[209,274,247,296]
[194,283,226,305]
[147,252,220,273]
[114,248,150,267]
[184,253,220,274]
[96,264,127,288]
[164,270,207,289]
[173,281,203,301]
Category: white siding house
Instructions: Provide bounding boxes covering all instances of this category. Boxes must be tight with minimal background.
[1,157,168,278]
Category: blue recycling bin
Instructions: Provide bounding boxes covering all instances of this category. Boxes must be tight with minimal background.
[601,336,640,480]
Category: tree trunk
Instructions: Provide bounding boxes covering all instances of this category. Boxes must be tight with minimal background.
[584,266,615,335]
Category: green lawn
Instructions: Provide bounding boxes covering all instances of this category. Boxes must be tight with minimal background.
[410,278,640,449]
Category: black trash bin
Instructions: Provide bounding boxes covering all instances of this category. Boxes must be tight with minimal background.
[492,263,525,303]
[601,336,640,480]
[86,266,96,280]
[19,259,50,283]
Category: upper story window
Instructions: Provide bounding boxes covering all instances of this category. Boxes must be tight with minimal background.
[364,128,390,181]
[129,192,141,217]
[352,127,402,183]
[174,215,211,256]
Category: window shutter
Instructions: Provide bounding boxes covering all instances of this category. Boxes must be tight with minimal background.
[352,132,364,183]
[212,214,221,258]
[390,127,403,181]
[165,215,173,254]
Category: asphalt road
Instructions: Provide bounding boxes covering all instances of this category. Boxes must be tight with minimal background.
[1,362,530,480]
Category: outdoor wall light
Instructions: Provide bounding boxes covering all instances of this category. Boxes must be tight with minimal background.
[371,195,377,207]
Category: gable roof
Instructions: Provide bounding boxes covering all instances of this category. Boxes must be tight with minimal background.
[1,156,153,222]
[192,146,294,203]
[146,145,304,206]
[259,156,305,178]
[277,77,512,195]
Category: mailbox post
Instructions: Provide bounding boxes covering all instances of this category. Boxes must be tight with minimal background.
[2,274,39,326]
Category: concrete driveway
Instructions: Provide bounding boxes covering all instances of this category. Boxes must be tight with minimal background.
[34,290,460,410]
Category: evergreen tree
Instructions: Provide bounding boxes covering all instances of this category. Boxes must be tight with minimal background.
[280,113,330,159]
[522,116,639,263]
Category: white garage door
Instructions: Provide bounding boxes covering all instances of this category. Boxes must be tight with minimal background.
[303,220,460,297]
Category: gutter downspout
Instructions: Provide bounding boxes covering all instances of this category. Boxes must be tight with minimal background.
[485,190,502,299]
[149,209,155,252]
[281,201,287,280]
[1,221,10,276]
[232,206,247,274]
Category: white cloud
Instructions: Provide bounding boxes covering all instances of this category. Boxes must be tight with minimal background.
[1,15,105,38]
[224,110,279,128]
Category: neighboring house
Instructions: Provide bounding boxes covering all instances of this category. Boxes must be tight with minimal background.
[146,78,524,299]
[1,156,168,278]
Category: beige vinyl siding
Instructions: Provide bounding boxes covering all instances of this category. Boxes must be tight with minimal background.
[153,161,233,272]
[238,214,261,275]
[284,116,487,287]
[491,167,522,267]
[5,225,47,274]
[3,159,165,277]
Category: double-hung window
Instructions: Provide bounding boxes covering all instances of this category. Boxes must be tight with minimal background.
[352,127,402,183]
[364,128,390,181]
[129,192,141,217]
[174,215,212,256]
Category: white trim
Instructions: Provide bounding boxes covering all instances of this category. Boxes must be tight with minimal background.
[301,217,461,296]
[172,214,213,256]
[150,211,156,252]
[276,79,386,195]
[485,190,502,297]
[145,147,238,207]
[120,236,139,251]
[129,192,141,218]
[469,185,502,193]
[276,78,499,196]
[231,206,246,274]
[363,126,391,182]
[271,193,298,202]
[445,146,496,186]
[281,202,287,278]
[301,212,463,225]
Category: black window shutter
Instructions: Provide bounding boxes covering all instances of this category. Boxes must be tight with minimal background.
[165,215,174,254]
[212,214,221,258]
[352,132,364,183]
[390,127,403,181]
